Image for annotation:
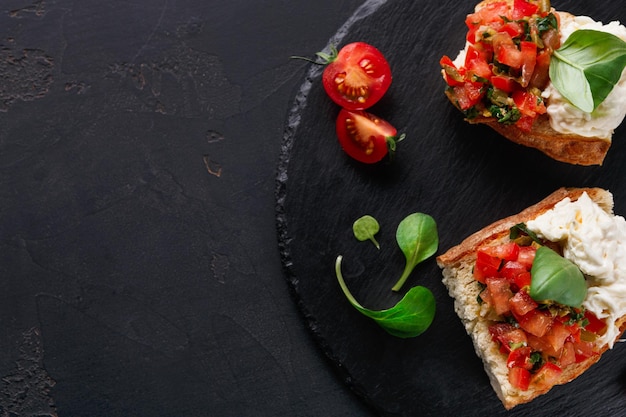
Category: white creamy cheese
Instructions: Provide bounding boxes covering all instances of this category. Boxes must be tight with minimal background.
[542,14,626,140]
[526,192,626,348]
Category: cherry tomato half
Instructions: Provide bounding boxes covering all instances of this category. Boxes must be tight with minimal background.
[335,109,403,164]
[322,42,392,110]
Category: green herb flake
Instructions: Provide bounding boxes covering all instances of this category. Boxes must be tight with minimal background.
[550,29,626,112]
[352,215,381,249]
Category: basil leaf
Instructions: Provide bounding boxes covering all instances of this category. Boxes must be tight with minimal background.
[335,256,436,338]
[550,29,626,112]
[391,213,439,292]
[353,215,381,249]
[529,246,587,308]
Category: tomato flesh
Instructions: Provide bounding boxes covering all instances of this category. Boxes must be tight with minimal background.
[479,240,604,392]
[322,42,391,110]
[335,109,398,164]
[441,0,555,131]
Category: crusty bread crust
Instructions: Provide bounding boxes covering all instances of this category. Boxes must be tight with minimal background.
[471,115,611,166]
[437,187,626,409]
[446,0,612,166]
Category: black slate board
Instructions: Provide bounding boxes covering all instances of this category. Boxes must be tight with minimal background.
[276,0,626,416]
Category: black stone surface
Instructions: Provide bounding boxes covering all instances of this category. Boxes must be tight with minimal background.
[277,0,626,416]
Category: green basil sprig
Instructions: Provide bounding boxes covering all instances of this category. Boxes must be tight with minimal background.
[335,256,436,338]
[550,29,626,113]
[529,246,587,308]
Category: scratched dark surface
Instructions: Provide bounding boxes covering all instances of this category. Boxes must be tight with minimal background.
[277,0,626,416]
[0,0,375,416]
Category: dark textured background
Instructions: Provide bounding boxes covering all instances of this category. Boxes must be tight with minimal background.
[2,0,626,416]
[0,0,374,416]
[277,0,626,416]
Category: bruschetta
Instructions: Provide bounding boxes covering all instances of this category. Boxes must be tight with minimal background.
[440,0,626,165]
[437,187,626,409]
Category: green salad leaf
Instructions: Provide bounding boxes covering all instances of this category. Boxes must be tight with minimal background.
[353,215,381,249]
[550,29,626,113]
[529,246,587,308]
[335,255,436,338]
[392,213,438,292]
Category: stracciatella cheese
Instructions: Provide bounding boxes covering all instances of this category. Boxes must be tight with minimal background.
[542,14,626,140]
[526,192,626,348]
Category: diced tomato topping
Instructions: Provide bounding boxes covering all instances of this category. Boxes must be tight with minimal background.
[509,366,531,390]
[516,245,536,269]
[507,346,533,370]
[512,0,539,20]
[440,56,464,87]
[490,75,517,93]
[513,90,546,118]
[509,290,538,317]
[474,251,502,283]
[465,1,510,42]
[486,277,514,315]
[519,41,537,87]
[517,309,553,338]
[493,32,524,69]
[480,242,520,261]
[513,271,532,290]
[584,311,607,334]
[527,333,559,358]
[558,341,577,367]
[500,261,527,284]
[515,115,535,133]
[573,340,597,363]
[531,362,562,390]
[543,320,571,354]
[490,323,527,353]
[452,82,485,110]
[499,21,524,38]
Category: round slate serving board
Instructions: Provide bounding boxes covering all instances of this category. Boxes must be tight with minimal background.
[276,0,626,416]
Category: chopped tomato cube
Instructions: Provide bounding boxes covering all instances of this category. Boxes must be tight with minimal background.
[492,32,523,69]
[507,346,533,370]
[558,341,576,367]
[527,333,559,357]
[490,323,527,353]
[509,290,538,317]
[486,277,514,315]
[544,320,571,354]
[512,0,539,20]
[531,362,562,390]
[584,311,607,334]
[516,245,536,269]
[440,55,465,86]
[452,82,485,110]
[573,340,598,363]
[513,271,532,290]
[513,90,546,118]
[500,260,527,283]
[529,49,552,90]
[480,242,520,261]
[515,115,535,133]
[474,251,501,283]
[517,309,553,337]
[499,21,524,38]
[519,41,537,87]
[491,75,517,93]
[509,366,531,390]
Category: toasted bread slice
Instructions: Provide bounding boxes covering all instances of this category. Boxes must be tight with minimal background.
[444,0,615,166]
[437,188,626,409]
